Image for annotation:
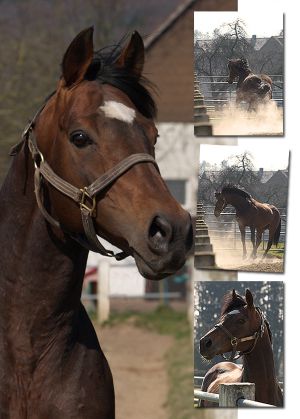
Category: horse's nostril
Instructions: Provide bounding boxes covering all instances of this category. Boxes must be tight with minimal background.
[205,339,212,348]
[149,219,166,239]
[148,215,172,254]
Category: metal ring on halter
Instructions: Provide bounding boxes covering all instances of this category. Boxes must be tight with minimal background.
[33,151,45,169]
[231,337,238,346]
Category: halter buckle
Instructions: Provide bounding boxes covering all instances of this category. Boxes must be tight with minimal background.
[80,188,96,217]
[231,337,238,346]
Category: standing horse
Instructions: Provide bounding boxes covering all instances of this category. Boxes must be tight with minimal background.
[214,185,281,259]
[227,58,272,110]
[0,28,193,418]
[199,289,283,407]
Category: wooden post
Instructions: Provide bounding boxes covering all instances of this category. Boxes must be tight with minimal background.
[97,260,110,324]
[219,383,255,407]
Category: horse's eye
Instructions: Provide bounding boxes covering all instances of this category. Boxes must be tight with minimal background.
[70,131,93,148]
[238,318,246,324]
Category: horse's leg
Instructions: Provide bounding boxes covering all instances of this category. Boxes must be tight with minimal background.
[255,229,263,257]
[239,225,247,258]
[263,227,274,258]
[250,226,256,258]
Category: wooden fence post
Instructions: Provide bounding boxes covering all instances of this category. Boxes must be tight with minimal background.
[97,260,110,324]
[219,383,255,407]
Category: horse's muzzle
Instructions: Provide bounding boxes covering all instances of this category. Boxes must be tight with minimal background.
[133,212,193,280]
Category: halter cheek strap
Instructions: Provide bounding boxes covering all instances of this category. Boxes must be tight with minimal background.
[11,97,159,260]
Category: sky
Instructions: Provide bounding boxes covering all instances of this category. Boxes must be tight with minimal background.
[200,140,289,171]
[194,0,283,38]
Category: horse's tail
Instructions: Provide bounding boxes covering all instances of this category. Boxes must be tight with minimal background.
[273,217,281,247]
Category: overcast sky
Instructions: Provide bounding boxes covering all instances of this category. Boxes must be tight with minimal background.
[194,0,283,38]
[200,141,289,171]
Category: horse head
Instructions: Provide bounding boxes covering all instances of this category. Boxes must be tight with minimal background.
[200,289,264,361]
[214,191,226,217]
[227,58,250,84]
[32,28,193,280]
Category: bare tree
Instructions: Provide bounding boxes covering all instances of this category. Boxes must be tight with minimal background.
[198,151,287,208]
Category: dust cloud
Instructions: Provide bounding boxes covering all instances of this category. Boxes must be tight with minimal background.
[212,101,283,136]
[209,237,284,273]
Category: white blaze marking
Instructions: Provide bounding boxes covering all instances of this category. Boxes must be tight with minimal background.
[99,101,136,124]
[227,309,241,316]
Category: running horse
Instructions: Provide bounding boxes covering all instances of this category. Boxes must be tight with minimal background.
[227,58,272,110]
[199,289,283,407]
[0,28,193,418]
[214,185,281,259]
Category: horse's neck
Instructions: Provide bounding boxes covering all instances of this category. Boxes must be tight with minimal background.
[242,329,282,405]
[0,149,88,356]
[237,69,252,87]
[227,194,250,214]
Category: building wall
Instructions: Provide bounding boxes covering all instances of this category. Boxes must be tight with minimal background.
[144,0,237,122]
[155,123,199,215]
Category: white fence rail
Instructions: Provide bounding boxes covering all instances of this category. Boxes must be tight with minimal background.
[196,74,284,110]
[194,383,276,408]
[201,206,286,251]
[194,375,284,389]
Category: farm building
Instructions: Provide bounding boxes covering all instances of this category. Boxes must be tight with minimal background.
[199,167,289,208]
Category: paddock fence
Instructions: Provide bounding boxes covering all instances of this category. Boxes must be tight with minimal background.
[194,379,283,408]
[201,206,286,253]
[194,376,284,390]
[196,74,284,116]
[81,260,188,323]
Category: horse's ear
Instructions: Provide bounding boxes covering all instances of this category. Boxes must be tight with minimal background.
[62,27,94,87]
[116,31,144,78]
[232,289,237,299]
[245,289,254,308]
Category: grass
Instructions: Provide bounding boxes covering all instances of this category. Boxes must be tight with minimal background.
[257,242,285,259]
[102,305,196,419]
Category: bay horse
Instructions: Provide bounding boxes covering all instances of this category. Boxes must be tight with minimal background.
[0,28,193,418]
[199,289,283,407]
[227,58,272,111]
[214,185,281,259]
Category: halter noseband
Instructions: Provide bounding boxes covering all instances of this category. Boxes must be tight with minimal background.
[214,307,266,361]
[11,95,159,260]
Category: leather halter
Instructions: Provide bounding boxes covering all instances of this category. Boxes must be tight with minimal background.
[214,307,266,361]
[10,94,159,260]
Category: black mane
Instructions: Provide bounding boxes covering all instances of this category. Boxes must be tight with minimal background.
[230,58,251,72]
[84,42,157,119]
[221,185,252,199]
[220,290,246,317]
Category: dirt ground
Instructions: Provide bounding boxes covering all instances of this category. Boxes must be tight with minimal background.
[232,259,284,272]
[95,321,173,419]
[210,238,284,272]
[211,102,283,136]
[215,253,284,272]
